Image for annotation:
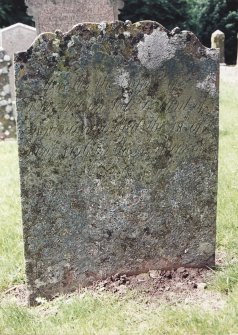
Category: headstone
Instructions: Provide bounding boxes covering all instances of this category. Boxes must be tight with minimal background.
[25,0,124,34]
[211,30,225,64]
[15,21,219,305]
[236,33,238,67]
[0,48,15,139]
[0,23,37,101]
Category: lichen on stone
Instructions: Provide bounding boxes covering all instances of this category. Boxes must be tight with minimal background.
[15,21,219,305]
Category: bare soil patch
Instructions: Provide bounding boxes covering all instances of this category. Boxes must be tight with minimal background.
[2,284,28,306]
[2,267,226,311]
[93,267,225,310]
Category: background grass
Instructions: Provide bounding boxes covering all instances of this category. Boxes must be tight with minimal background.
[0,142,24,291]
[0,71,238,334]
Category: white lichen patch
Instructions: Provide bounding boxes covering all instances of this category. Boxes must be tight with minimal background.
[114,69,130,104]
[67,37,76,48]
[123,31,131,38]
[196,75,217,97]
[115,70,130,89]
[138,30,179,70]
[98,22,107,34]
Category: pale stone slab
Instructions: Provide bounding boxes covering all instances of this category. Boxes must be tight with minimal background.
[26,0,124,34]
[15,21,219,305]
[0,48,15,139]
[211,30,225,64]
[0,23,37,101]
[236,33,238,66]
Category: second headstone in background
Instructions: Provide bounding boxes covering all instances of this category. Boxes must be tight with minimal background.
[0,23,37,102]
[0,48,15,139]
[236,33,238,66]
[211,30,225,64]
[25,0,124,34]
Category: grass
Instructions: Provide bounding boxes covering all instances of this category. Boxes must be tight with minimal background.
[0,142,24,291]
[0,74,238,334]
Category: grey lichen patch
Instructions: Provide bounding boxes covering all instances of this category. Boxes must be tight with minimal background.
[15,21,219,305]
[196,74,218,97]
[138,29,177,69]
[114,69,130,104]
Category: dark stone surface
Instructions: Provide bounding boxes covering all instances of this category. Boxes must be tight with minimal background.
[15,21,219,305]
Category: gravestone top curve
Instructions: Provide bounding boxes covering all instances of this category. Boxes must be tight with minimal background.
[211,30,225,37]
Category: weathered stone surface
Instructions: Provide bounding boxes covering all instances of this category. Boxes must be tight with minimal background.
[0,48,15,139]
[26,0,124,34]
[211,30,225,64]
[0,23,37,101]
[15,21,219,305]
